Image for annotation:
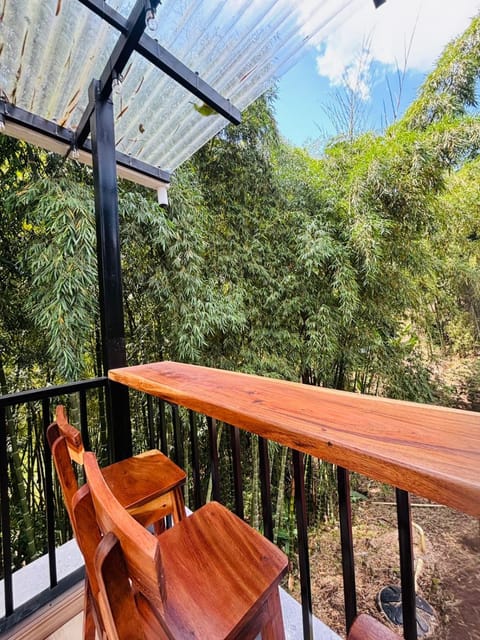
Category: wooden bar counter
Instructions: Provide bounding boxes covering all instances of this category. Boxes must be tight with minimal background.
[109,362,480,518]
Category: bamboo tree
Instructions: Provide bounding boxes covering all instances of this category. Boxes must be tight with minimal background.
[0,358,37,562]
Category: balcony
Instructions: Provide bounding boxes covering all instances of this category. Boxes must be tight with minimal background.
[1,364,478,639]
[1,1,479,639]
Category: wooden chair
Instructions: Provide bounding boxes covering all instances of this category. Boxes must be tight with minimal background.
[47,405,186,528]
[348,613,399,639]
[84,450,289,639]
[71,482,146,640]
[47,406,186,639]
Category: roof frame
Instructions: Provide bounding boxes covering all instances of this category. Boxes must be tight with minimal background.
[0,100,171,186]
[0,0,242,189]
[0,0,385,187]
[75,0,158,148]
[77,0,242,137]
[75,0,240,175]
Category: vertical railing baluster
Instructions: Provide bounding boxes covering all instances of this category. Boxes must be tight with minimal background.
[0,406,13,617]
[42,399,57,588]
[230,425,244,519]
[189,410,202,509]
[171,405,184,469]
[258,436,273,541]
[337,466,357,633]
[146,395,155,451]
[157,399,168,454]
[78,389,91,451]
[207,417,221,502]
[292,450,313,640]
[396,488,417,640]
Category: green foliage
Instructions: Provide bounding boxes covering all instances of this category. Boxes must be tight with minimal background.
[402,16,480,129]
[120,167,246,364]
[0,138,50,388]
[15,177,97,381]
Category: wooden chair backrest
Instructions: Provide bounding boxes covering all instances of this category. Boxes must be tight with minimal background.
[71,485,143,640]
[49,405,84,464]
[83,451,166,608]
[50,434,80,523]
[71,484,102,598]
[94,531,147,640]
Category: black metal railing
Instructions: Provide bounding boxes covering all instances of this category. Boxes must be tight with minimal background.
[0,381,419,640]
[0,377,107,634]
[131,395,419,640]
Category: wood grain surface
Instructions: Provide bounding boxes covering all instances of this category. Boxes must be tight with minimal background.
[84,451,287,639]
[348,613,398,639]
[109,361,480,518]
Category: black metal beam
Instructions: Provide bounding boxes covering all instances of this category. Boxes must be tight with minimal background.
[136,38,241,124]
[0,100,74,144]
[0,100,170,184]
[82,138,170,183]
[0,376,106,409]
[89,79,132,461]
[76,0,241,129]
[77,0,131,31]
[76,0,152,148]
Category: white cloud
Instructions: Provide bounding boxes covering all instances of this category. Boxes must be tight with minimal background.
[314,0,480,98]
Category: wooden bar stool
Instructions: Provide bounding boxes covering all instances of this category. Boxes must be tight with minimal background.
[48,406,186,639]
[84,450,288,639]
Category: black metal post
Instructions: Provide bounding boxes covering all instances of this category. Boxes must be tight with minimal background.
[396,488,417,640]
[337,467,357,633]
[292,450,313,640]
[171,404,184,469]
[207,417,221,502]
[42,399,57,588]
[78,389,91,452]
[258,436,273,541]
[0,407,13,617]
[230,425,244,519]
[189,410,202,510]
[147,395,155,451]
[157,400,168,454]
[89,78,132,462]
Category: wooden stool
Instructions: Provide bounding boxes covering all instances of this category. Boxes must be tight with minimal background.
[84,450,288,639]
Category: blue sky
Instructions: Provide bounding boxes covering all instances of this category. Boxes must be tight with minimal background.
[274,0,480,148]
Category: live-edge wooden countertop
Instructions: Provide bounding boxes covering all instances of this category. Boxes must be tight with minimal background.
[109,361,480,518]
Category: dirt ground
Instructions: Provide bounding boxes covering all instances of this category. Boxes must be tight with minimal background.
[289,483,480,639]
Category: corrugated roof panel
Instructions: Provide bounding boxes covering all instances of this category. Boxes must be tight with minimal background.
[0,0,363,174]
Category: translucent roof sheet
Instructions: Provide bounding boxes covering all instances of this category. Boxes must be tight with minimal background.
[0,0,364,175]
